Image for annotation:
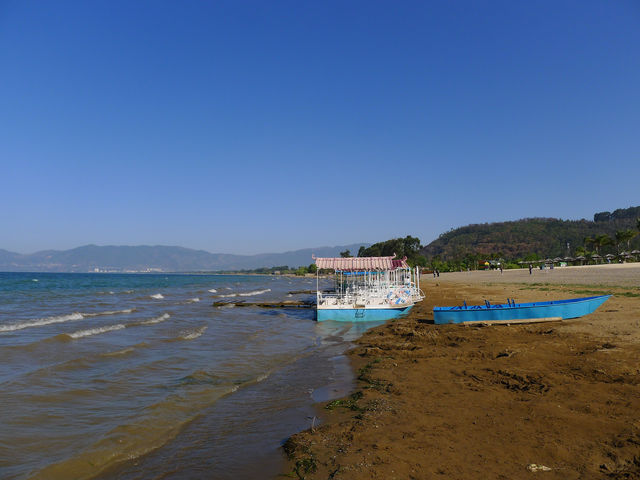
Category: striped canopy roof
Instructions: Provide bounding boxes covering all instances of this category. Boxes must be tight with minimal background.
[313,256,408,271]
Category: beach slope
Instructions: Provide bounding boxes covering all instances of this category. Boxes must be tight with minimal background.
[284,266,640,479]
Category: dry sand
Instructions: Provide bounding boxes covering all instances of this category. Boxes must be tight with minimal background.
[432,262,640,287]
[283,265,640,479]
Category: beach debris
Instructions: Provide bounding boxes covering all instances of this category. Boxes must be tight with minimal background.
[307,415,317,432]
[526,463,552,472]
[495,349,516,359]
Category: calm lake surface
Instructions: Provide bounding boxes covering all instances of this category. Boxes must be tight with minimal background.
[0,272,383,479]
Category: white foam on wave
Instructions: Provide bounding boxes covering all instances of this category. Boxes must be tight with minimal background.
[238,288,271,297]
[208,289,217,293]
[217,288,271,298]
[0,307,138,333]
[67,313,169,340]
[150,293,164,300]
[188,297,200,303]
[0,312,84,333]
[69,324,126,339]
[139,313,170,325]
[180,326,207,340]
[32,279,39,282]
[83,308,135,318]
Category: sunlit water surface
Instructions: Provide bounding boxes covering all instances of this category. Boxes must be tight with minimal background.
[0,273,383,479]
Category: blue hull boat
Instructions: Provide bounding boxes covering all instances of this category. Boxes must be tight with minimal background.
[316,305,413,322]
[433,295,611,325]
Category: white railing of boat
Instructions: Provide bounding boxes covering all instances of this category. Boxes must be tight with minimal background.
[317,287,424,307]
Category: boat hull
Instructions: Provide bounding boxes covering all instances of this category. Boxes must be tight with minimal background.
[316,305,413,322]
[433,295,611,325]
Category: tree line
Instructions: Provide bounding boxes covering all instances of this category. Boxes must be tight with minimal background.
[339,235,428,267]
[421,208,640,270]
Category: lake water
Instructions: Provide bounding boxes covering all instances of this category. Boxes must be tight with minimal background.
[0,272,383,479]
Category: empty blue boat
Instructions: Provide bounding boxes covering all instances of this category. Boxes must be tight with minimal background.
[433,295,611,325]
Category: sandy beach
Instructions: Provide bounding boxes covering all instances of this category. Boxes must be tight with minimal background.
[431,263,640,287]
[284,264,640,479]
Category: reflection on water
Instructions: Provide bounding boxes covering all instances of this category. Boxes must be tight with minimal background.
[314,318,387,341]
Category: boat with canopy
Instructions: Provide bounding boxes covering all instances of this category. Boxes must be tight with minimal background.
[313,255,424,322]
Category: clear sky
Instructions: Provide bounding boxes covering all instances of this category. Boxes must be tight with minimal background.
[1,1,639,254]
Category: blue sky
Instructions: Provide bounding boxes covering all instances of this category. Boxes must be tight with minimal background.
[1,1,639,254]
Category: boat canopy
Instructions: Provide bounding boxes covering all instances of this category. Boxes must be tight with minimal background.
[313,256,408,271]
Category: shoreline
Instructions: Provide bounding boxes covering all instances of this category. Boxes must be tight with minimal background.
[282,267,640,479]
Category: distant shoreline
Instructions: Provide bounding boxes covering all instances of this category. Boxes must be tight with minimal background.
[0,270,320,277]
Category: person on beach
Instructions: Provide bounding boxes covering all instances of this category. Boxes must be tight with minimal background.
[499,264,503,274]
[528,264,533,275]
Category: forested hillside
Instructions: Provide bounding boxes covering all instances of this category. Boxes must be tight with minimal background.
[422,206,640,263]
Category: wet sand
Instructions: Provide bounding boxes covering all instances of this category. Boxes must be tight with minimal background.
[283,265,640,479]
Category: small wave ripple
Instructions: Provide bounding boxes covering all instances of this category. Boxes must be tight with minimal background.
[67,314,171,339]
[69,324,126,339]
[29,380,244,480]
[180,326,207,340]
[0,309,135,333]
[83,308,135,318]
[150,293,164,299]
[139,313,171,325]
[217,288,271,298]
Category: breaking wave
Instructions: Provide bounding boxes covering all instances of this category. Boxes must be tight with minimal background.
[217,288,271,298]
[67,314,170,339]
[0,313,84,332]
[208,289,217,293]
[82,308,135,318]
[0,308,136,333]
[239,288,270,297]
[150,293,164,299]
[69,324,126,339]
[139,313,170,325]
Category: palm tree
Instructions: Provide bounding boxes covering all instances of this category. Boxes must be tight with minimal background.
[615,230,626,253]
[614,230,637,256]
[594,234,613,255]
[584,236,596,252]
[575,245,588,257]
[622,229,638,251]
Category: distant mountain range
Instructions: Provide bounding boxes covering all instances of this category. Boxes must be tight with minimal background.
[0,244,368,273]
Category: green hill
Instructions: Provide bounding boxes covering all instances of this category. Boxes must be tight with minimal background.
[422,206,640,264]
